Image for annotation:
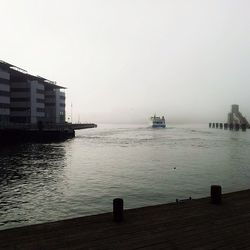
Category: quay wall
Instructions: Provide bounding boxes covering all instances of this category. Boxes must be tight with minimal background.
[0,123,97,143]
[0,128,75,143]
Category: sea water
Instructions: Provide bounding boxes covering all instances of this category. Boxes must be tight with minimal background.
[1,124,250,230]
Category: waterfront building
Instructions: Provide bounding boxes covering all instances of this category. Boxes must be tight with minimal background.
[0,60,66,125]
[0,62,10,124]
[44,80,66,124]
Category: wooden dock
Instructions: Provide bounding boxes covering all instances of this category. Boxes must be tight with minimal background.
[1,189,250,249]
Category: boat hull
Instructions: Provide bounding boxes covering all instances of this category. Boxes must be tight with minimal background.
[152,124,166,128]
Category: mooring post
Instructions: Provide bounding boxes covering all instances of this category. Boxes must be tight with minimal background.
[241,124,246,131]
[219,123,223,129]
[209,123,212,128]
[235,124,240,131]
[113,198,124,222]
[212,123,215,128]
[216,123,219,128]
[224,123,228,130]
[210,185,222,204]
[229,123,233,130]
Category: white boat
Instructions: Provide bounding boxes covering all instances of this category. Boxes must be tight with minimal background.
[151,115,166,128]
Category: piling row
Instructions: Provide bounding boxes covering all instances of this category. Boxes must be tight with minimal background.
[209,122,247,131]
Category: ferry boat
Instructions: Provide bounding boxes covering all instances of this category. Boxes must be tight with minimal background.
[151,115,166,128]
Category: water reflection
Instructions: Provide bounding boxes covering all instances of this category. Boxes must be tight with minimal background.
[0,143,67,228]
[1,125,250,230]
[0,144,66,183]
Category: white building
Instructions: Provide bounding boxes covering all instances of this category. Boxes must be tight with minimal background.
[0,61,11,124]
[0,60,66,125]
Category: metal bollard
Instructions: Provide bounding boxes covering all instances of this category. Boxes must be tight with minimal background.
[210,185,222,204]
[113,198,124,222]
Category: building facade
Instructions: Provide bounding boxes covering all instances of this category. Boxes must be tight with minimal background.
[44,82,65,124]
[0,60,66,125]
[0,63,10,124]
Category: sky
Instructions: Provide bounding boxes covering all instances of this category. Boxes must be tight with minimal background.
[0,0,249,124]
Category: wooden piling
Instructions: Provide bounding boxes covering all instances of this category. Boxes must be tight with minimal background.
[212,123,215,128]
[219,123,223,129]
[224,123,228,130]
[211,185,222,204]
[113,198,124,222]
[235,124,240,131]
[216,123,219,128]
[241,124,247,131]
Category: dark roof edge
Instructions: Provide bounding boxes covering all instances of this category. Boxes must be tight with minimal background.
[0,60,66,89]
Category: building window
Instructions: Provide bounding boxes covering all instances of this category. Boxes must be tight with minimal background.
[45,103,55,107]
[60,103,65,107]
[11,107,29,111]
[45,103,56,107]
[0,78,10,85]
[0,115,9,123]
[45,95,55,98]
[10,116,30,123]
[37,89,44,94]
[0,90,10,97]
[10,97,30,102]
[11,88,30,92]
[0,103,10,108]
[37,108,45,112]
[36,98,44,103]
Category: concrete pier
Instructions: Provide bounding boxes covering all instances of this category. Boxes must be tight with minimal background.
[228,104,250,128]
[209,105,249,131]
[209,122,249,131]
[1,189,250,250]
[0,128,75,143]
[0,123,97,143]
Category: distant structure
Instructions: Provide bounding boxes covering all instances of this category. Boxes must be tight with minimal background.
[0,60,65,125]
[228,104,249,127]
[0,60,97,143]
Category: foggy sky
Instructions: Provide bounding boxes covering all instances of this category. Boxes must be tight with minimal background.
[1,0,249,124]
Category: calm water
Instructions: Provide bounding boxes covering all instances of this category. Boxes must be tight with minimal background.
[1,124,250,230]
